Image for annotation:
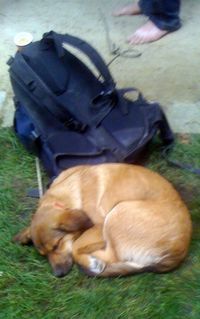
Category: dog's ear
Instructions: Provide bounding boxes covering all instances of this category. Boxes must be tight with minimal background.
[59,209,93,232]
[13,227,32,245]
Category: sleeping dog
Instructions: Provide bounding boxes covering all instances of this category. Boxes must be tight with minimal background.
[14,163,192,277]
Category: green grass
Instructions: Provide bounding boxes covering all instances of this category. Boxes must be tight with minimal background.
[1,129,200,319]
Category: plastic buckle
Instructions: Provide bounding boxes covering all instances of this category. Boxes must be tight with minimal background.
[7,56,14,66]
[64,118,87,132]
[92,89,118,109]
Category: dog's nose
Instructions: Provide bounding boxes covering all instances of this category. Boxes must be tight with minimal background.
[54,267,67,277]
[53,263,72,277]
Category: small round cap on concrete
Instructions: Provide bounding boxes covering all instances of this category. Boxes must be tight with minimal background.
[14,32,33,47]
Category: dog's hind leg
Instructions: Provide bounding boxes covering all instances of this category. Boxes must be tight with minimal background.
[73,229,145,277]
[72,214,145,277]
[73,225,126,276]
[78,200,164,277]
[87,246,147,277]
[72,225,110,275]
[74,242,146,277]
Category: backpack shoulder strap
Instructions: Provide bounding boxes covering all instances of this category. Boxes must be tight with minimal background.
[41,31,116,92]
[9,52,86,132]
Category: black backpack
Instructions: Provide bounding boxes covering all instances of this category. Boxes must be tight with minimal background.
[8,31,174,179]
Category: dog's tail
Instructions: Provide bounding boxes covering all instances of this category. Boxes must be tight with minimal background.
[99,261,151,277]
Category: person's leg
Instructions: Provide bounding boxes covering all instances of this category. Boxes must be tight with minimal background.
[114,0,181,44]
[113,2,141,16]
[128,20,168,44]
[140,0,181,32]
[129,0,181,44]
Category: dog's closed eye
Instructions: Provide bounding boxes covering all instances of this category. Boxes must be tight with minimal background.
[52,236,64,251]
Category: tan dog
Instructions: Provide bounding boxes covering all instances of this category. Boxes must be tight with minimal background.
[14,163,192,277]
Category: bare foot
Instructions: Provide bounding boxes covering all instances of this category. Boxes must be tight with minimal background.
[128,20,168,44]
[113,3,141,16]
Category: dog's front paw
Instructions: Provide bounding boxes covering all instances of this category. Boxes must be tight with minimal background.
[89,256,106,275]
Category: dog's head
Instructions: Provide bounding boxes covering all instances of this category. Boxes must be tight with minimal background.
[14,204,93,277]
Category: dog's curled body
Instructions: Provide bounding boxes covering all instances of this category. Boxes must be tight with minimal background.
[14,164,192,277]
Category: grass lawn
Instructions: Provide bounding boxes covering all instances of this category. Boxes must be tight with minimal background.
[1,128,200,319]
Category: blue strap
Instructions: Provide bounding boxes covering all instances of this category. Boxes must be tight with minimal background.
[162,144,200,175]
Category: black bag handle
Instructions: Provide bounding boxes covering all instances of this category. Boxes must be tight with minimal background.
[41,31,116,92]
